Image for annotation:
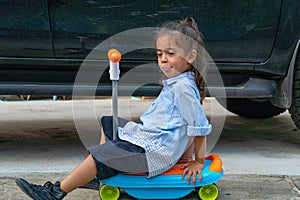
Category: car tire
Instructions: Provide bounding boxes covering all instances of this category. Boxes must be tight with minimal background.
[288,54,300,129]
[217,98,286,118]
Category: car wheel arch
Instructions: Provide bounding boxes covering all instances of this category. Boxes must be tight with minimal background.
[270,37,300,109]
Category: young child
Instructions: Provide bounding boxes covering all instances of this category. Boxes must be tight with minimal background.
[15,17,211,200]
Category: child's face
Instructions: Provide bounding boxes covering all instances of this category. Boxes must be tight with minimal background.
[156,34,192,78]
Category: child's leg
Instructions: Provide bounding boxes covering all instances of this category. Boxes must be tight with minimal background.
[99,116,128,145]
[60,154,97,193]
[100,126,106,144]
[15,154,97,199]
[60,116,132,192]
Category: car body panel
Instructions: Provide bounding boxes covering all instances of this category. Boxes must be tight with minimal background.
[49,0,281,63]
[0,0,53,58]
[255,0,300,77]
[1,0,300,101]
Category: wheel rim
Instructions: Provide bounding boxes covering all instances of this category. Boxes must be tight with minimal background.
[199,184,218,200]
[99,185,120,200]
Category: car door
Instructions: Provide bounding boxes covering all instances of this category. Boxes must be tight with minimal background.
[0,0,53,58]
[49,0,281,63]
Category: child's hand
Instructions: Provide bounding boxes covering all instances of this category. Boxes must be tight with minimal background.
[181,161,204,185]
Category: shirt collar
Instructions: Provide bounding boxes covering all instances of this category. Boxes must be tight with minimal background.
[163,71,195,86]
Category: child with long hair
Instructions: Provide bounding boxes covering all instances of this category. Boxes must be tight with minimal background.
[16,17,211,200]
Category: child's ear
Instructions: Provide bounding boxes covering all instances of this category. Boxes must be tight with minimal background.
[187,50,197,64]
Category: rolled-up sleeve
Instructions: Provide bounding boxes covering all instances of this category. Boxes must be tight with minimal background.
[187,124,212,136]
[173,82,212,137]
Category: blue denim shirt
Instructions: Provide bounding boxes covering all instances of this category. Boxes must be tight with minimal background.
[118,72,211,177]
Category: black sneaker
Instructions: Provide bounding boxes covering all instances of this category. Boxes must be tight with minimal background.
[15,178,67,200]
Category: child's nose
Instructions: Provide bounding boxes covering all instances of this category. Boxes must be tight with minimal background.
[161,53,167,62]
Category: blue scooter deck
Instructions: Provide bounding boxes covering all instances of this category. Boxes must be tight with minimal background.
[101,154,224,199]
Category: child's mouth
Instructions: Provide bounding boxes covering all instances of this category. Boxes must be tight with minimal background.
[164,66,172,71]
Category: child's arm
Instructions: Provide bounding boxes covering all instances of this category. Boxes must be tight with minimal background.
[177,141,194,163]
[194,135,206,164]
[181,136,206,184]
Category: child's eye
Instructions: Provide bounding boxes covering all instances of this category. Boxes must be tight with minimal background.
[156,53,162,57]
[167,51,175,56]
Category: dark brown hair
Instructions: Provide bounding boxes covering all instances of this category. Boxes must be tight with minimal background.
[155,17,207,103]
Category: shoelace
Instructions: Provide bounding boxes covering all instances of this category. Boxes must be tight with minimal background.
[43,181,54,192]
[24,181,54,193]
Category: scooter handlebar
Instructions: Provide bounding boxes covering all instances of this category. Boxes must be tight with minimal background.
[108,49,122,63]
[108,49,121,80]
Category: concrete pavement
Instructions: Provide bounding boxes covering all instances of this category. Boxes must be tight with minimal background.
[0,97,300,199]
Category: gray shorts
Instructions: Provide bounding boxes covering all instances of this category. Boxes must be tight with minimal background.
[88,116,148,180]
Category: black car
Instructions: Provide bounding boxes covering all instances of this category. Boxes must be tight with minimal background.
[1,0,300,129]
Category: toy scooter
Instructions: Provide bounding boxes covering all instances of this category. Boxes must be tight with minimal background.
[97,49,224,200]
